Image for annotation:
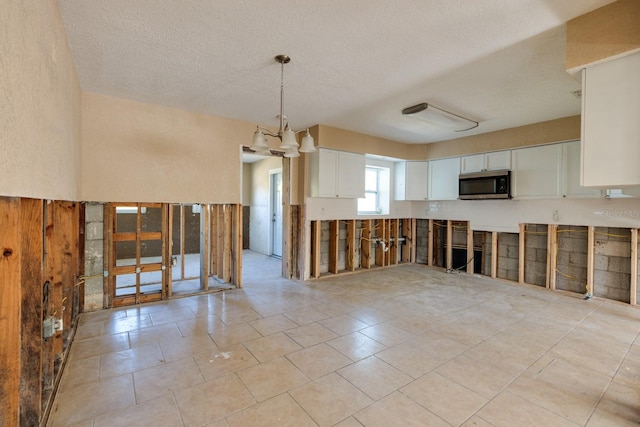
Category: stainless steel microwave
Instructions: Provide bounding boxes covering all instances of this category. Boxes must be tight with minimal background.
[458,170,511,200]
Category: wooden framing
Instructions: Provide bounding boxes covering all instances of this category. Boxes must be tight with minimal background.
[199,204,210,291]
[586,225,595,296]
[0,198,21,426]
[310,220,321,278]
[328,220,339,274]
[446,220,453,270]
[466,225,474,274]
[427,219,434,266]
[630,228,637,305]
[374,219,385,267]
[233,204,243,287]
[491,231,498,278]
[518,223,526,284]
[389,219,399,266]
[547,224,558,290]
[361,220,372,269]
[346,220,356,271]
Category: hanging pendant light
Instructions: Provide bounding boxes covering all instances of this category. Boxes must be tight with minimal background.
[250,55,315,156]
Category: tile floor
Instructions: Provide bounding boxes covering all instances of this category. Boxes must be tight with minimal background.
[48,251,640,426]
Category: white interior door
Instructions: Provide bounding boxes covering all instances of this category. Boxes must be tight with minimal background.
[271,171,283,257]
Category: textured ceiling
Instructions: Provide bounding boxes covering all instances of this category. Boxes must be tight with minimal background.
[58,0,616,144]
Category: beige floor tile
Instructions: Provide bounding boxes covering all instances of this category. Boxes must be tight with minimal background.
[319,314,368,336]
[332,417,365,427]
[358,322,415,347]
[477,391,580,427]
[128,322,183,348]
[159,333,219,362]
[285,322,338,347]
[354,392,450,427]
[211,323,261,348]
[386,313,435,335]
[250,314,299,336]
[70,332,130,360]
[617,345,640,385]
[237,357,309,402]
[73,320,104,340]
[289,372,372,426]
[460,415,495,427]
[284,307,330,325]
[133,357,204,403]
[218,308,263,327]
[407,329,469,362]
[286,343,352,379]
[400,371,488,426]
[93,394,183,427]
[327,331,387,361]
[193,343,259,380]
[436,353,519,399]
[376,342,443,379]
[506,354,609,425]
[58,355,100,392]
[338,356,412,401]
[103,313,154,334]
[350,308,395,325]
[586,378,640,427]
[176,314,225,337]
[226,392,316,427]
[174,374,256,427]
[99,343,165,379]
[48,374,135,426]
[243,332,303,362]
[149,306,196,325]
[78,309,127,325]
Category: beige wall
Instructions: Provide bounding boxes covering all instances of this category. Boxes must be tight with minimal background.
[81,93,255,203]
[566,0,640,71]
[0,1,81,200]
[422,116,581,160]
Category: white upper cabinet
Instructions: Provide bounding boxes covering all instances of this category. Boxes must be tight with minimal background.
[512,144,562,198]
[309,148,365,198]
[460,151,511,174]
[582,51,640,187]
[395,161,428,200]
[562,140,600,198]
[428,157,460,200]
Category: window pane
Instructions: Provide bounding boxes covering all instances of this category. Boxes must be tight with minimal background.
[359,192,377,212]
[365,168,379,191]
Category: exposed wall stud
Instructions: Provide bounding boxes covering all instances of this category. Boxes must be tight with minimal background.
[630,228,638,305]
[446,220,453,270]
[466,223,474,274]
[491,231,498,278]
[519,223,526,284]
[329,220,339,274]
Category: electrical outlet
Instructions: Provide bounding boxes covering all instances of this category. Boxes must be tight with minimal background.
[43,316,55,339]
[553,210,560,222]
[54,318,63,332]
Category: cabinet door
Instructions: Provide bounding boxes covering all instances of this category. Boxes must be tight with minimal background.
[562,140,599,198]
[512,145,562,198]
[460,154,484,174]
[582,51,640,187]
[428,157,460,200]
[405,161,429,200]
[485,150,511,171]
[317,149,338,197]
[337,151,365,198]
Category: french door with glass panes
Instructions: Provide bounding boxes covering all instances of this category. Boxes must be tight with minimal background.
[107,203,169,306]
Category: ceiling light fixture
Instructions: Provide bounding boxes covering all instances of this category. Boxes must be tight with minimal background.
[402,103,478,132]
[250,55,316,157]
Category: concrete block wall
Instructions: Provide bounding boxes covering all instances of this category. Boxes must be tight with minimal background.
[319,220,330,273]
[556,226,588,294]
[525,224,548,287]
[84,203,104,311]
[482,232,493,276]
[594,227,631,303]
[416,219,429,264]
[497,232,519,281]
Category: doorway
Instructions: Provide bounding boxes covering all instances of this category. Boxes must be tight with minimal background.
[270,170,283,258]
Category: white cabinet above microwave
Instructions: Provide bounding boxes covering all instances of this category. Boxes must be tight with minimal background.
[460,151,511,174]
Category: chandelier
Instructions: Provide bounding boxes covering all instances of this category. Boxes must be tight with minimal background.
[250,55,316,157]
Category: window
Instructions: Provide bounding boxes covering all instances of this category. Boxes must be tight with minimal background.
[358,165,390,215]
